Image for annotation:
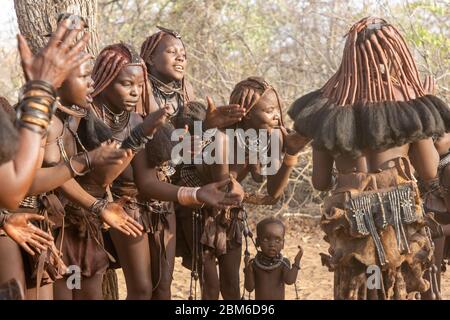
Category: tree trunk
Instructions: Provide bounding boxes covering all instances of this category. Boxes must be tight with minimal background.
[13,0,99,55]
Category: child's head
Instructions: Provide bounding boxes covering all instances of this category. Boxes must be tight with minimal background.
[256,217,285,258]
[229,77,283,132]
[174,101,208,134]
[145,122,178,167]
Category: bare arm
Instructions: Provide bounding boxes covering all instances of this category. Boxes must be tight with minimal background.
[133,147,242,208]
[208,129,231,182]
[58,178,97,210]
[283,246,303,285]
[90,152,134,187]
[29,116,127,195]
[283,264,300,285]
[409,138,439,181]
[59,178,143,237]
[266,155,293,199]
[91,109,170,186]
[0,128,44,208]
[202,130,245,201]
[133,151,180,202]
[434,133,450,156]
[312,148,334,191]
[267,129,309,198]
[28,155,90,195]
[134,128,227,202]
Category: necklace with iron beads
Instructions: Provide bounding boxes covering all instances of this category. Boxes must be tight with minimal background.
[56,101,88,118]
[101,103,126,124]
[253,251,289,271]
[148,73,184,95]
[236,129,270,165]
[101,103,130,134]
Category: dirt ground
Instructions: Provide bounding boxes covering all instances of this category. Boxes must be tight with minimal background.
[116,215,450,300]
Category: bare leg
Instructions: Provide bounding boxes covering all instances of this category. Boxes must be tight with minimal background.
[421,236,444,300]
[73,274,104,300]
[54,274,104,300]
[26,283,53,300]
[218,245,242,300]
[201,249,220,300]
[53,278,73,300]
[0,236,26,295]
[441,166,450,209]
[442,225,450,237]
[152,213,176,300]
[110,229,152,300]
[434,237,445,290]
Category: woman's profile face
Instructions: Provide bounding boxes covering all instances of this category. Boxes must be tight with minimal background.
[243,90,281,132]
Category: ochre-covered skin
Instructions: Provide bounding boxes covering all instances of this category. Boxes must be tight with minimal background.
[289,17,450,300]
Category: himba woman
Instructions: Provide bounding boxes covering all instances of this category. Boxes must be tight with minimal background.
[0,18,89,298]
[288,17,450,299]
[25,17,150,301]
[175,76,309,300]
[429,133,450,298]
[85,42,242,300]
[47,37,174,300]
[6,16,143,301]
[0,17,128,300]
[132,27,246,300]
[419,123,450,299]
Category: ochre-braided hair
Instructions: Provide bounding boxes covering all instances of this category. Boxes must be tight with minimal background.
[229,76,284,126]
[322,17,426,106]
[140,27,192,103]
[91,43,150,115]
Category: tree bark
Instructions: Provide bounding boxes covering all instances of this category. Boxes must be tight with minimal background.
[13,0,99,55]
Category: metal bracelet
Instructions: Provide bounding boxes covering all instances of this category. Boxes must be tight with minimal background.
[0,211,11,228]
[21,80,57,98]
[68,152,91,176]
[17,120,47,136]
[88,199,109,217]
[121,123,153,152]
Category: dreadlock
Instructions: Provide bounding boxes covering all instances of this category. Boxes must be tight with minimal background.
[288,17,450,157]
[173,101,208,134]
[230,76,284,126]
[140,28,192,104]
[92,43,150,115]
[322,17,426,106]
[145,122,178,168]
